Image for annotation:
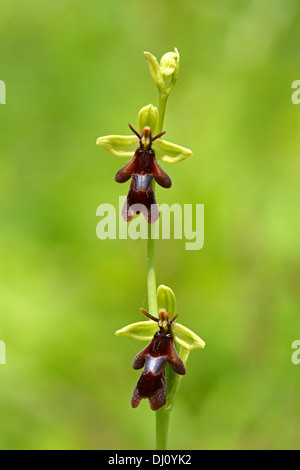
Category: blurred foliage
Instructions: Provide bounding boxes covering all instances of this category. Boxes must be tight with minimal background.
[0,0,300,450]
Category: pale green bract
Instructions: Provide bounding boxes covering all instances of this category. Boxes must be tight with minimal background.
[143,52,165,92]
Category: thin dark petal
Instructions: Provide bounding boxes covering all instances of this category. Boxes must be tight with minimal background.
[128,123,141,140]
[150,159,172,188]
[151,130,166,142]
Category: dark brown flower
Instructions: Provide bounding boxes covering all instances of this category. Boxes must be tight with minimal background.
[115,125,171,223]
[131,308,185,411]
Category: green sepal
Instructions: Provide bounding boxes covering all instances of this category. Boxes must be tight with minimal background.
[96,131,192,163]
[172,323,206,350]
[115,321,157,341]
[153,138,192,163]
[96,134,138,157]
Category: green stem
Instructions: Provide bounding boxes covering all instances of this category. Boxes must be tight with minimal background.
[146,87,168,319]
[154,348,189,449]
[147,219,158,317]
[155,407,170,450]
[157,93,168,135]
[147,202,169,449]
[166,346,190,410]
[147,90,171,450]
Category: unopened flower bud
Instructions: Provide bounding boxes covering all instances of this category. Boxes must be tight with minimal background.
[138,104,159,134]
[157,285,177,318]
[160,48,180,79]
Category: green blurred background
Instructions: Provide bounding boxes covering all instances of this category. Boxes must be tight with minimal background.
[0,0,299,450]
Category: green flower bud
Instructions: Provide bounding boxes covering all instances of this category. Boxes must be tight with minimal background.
[160,48,180,79]
[138,104,159,134]
[157,285,177,318]
[144,49,180,97]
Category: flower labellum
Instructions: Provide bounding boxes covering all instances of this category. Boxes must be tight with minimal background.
[115,124,172,224]
[131,308,185,411]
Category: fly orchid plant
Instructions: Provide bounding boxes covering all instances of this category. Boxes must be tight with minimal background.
[97,49,205,450]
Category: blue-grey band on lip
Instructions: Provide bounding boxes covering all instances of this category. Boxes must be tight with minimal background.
[132,174,152,191]
[144,356,165,375]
